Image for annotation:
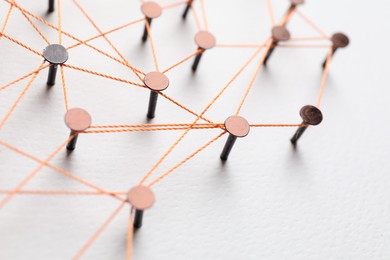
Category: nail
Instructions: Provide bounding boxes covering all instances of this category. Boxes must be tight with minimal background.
[141,2,162,42]
[289,0,304,10]
[182,0,194,19]
[48,0,54,13]
[43,44,68,86]
[143,72,170,119]
[127,186,155,229]
[220,116,250,161]
[290,105,323,145]
[322,33,349,68]
[264,26,291,66]
[64,108,92,151]
[192,31,216,72]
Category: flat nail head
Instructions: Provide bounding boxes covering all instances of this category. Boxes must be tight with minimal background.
[64,108,92,132]
[300,105,323,126]
[194,31,216,50]
[271,26,291,42]
[127,186,155,210]
[43,44,68,65]
[224,115,250,137]
[331,33,349,48]
[141,2,162,19]
[143,72,169,91]
[290,0,304,6]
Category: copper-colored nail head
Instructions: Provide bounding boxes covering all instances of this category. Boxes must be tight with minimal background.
[143,72,169,91]
[127,186,155,210]
[271,26,291,42]
[224,115,250,137]
[141,2,162,19]
[194,31,216,50]
[64,108,92,132]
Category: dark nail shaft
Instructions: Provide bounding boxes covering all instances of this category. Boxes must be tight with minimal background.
[48,0,54,12]
[134,210,144,228]
[263,44,276,66]
[47,64,58,86]
[191,49,203,72]
[182,3,191,19]
[290,122,308,145]
[147,91,159,119]
[142,18,152,42]
[66,131,79,151]
[322,47,337,69]
[220,134,237,161]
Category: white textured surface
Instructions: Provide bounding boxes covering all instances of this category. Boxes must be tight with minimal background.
[1,0,389,259]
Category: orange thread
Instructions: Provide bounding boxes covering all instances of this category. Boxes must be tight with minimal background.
[0,135,74,208]
[0,32,43,56]
[216,43,265,49]
[316,48,333,107]
[163,49,203,73]
[126,209,134,260]
[162,1,187,10]
[62,64,146,88]
[139,44,264,185]
[60,65,69,111]
[0,190,127,196]
[0,61,45,130]
[0,64,50,92]
[72,0,144,82]
[82,125,221,134]
[17,6,50,45]
[0,3,13,40]
[6,1,145,76]
[278,44,332,48]
[266,0,275,26]
[67,18,145,50]
[0,140,126,202]
[235,39,273,115]
[295,10,329,38]
[190,4,202,30]
[199,0,208,31]
[73,201,127,259]
[148,131,226,187]
[89,123,223,129]
[57,0,63,44]
[145,18,159,72]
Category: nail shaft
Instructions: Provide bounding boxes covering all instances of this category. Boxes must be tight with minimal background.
[134,209,144,228]
[220,134,237,161]
[322,47,337,68]
[47,64,58,86]
[48,0,54,13]
[142,18,152,42]
[290,122,308,145]
[263,44,276,66]
[191,49,203,72]
[66,131,79,151]
[182,0,193,19]
[147,91,159,119]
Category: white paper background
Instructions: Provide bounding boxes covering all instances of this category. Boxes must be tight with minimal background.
[1,0,389,259]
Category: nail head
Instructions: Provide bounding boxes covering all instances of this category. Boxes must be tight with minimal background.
[64,108,92,132]
[331,33,349,48]
[43,44,68,65]
[141,2,162,19]
[271,26,291,42]
[144,72,169,91]
[128,186,155,210]
[300,105,323,125]
[194,31,216,50]
[224,116,250,137]
[290,0,304,6]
